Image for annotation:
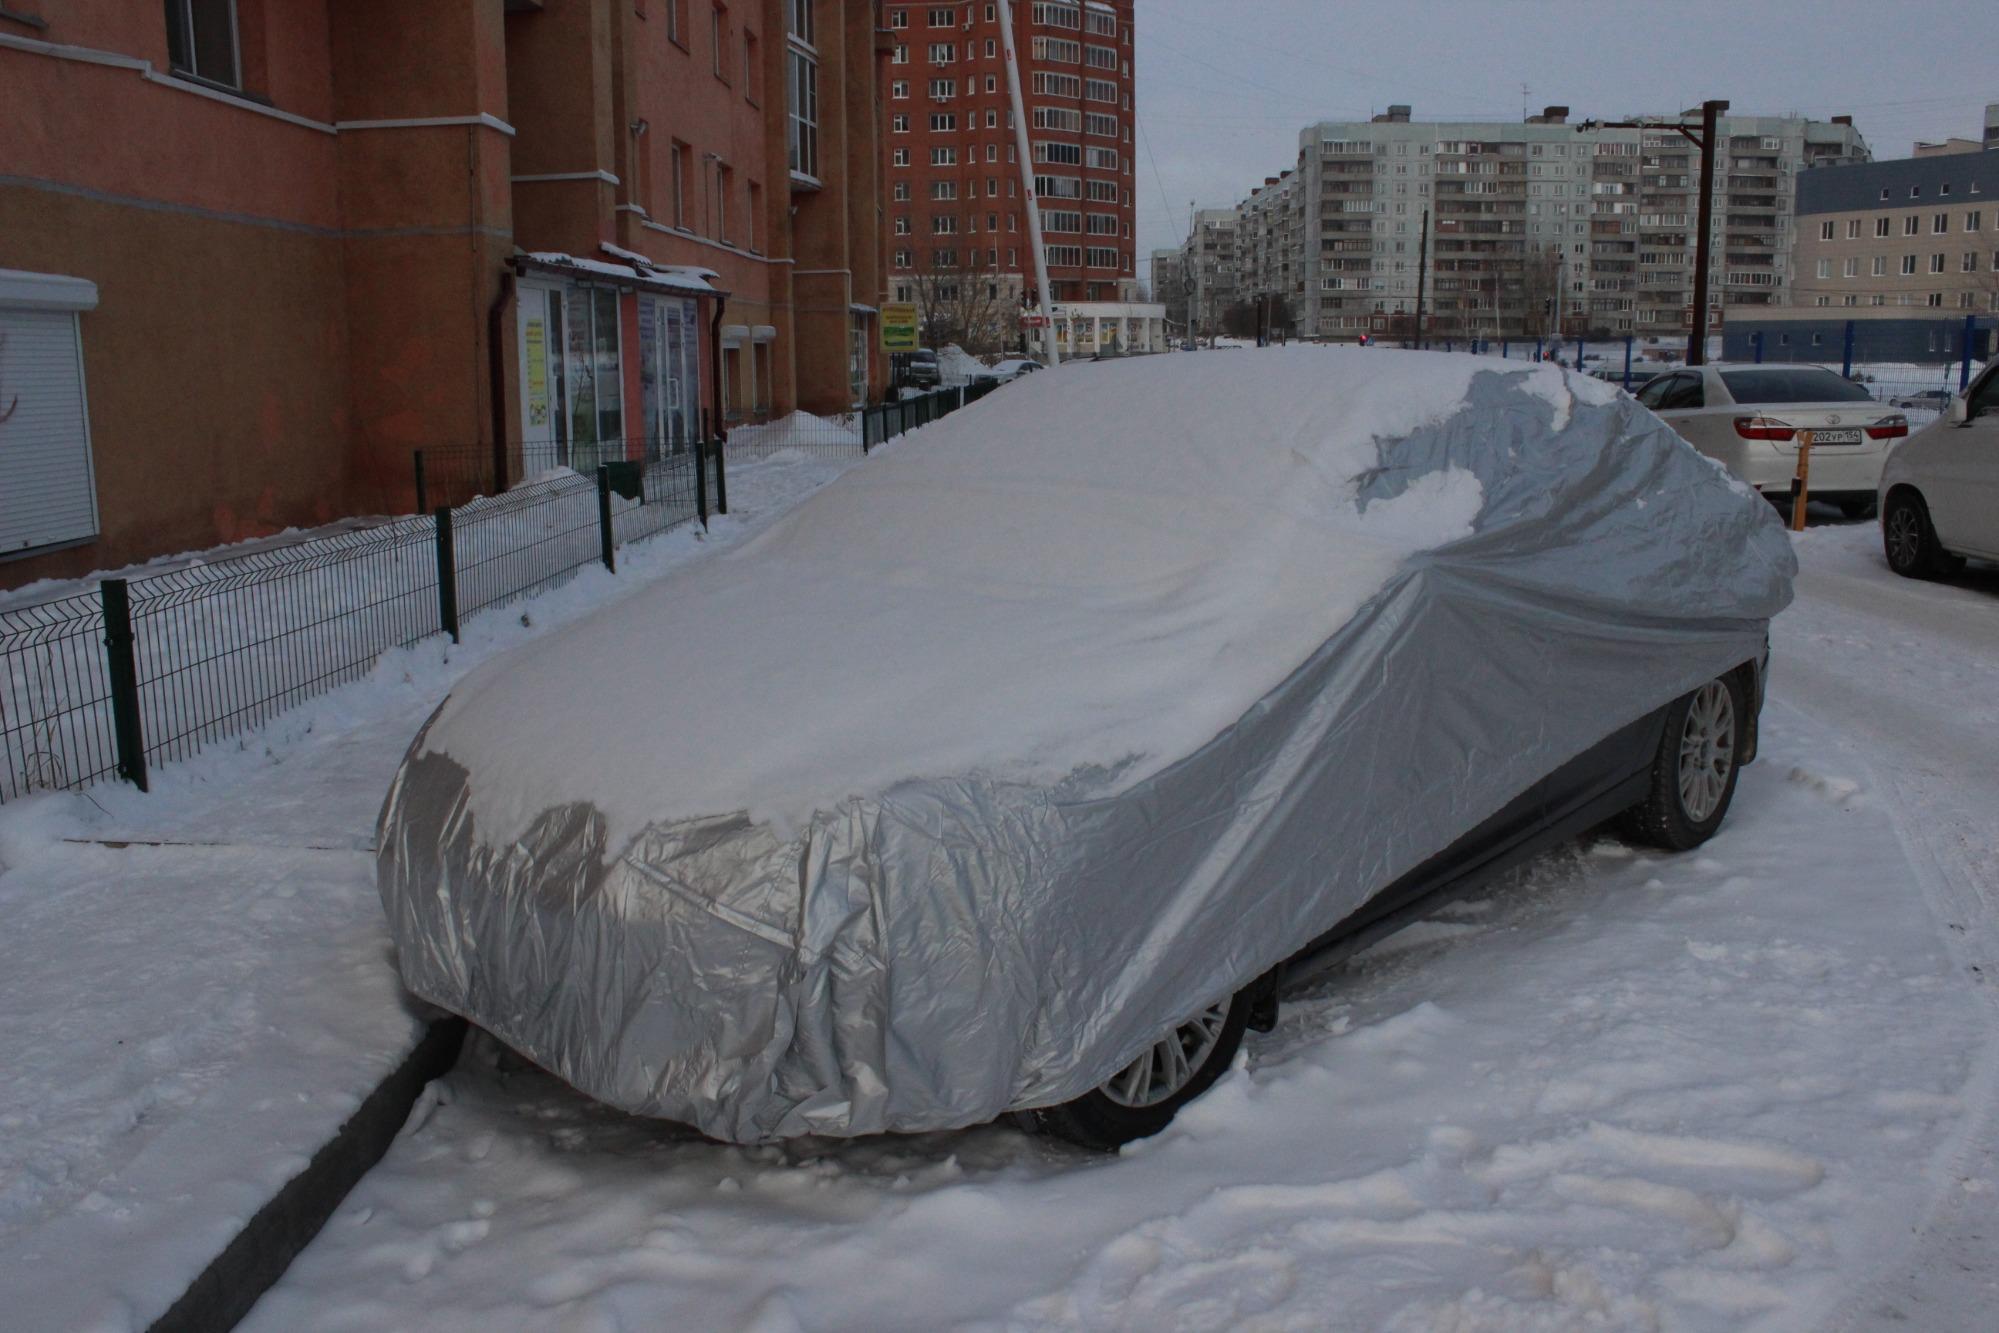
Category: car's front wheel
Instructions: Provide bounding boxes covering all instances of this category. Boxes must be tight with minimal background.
[1619,675,1745,852]
[1031,993,1251,1150]
[1882,491,1962,580]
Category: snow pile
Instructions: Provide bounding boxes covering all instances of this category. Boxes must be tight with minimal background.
[935,342,984,385]
[427,348,1585,848]
[727,410,861,454]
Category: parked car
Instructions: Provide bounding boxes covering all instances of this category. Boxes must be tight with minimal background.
[1890,388,1954,412]
[1879,361,1999,577]
[902,348,941,389]
[973,358,1043,383]
[379,353,1789,1151]
[1633,363,1907,518]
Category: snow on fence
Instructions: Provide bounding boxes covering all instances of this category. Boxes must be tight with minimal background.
[0,381,1010,804]
[0,445,708,803]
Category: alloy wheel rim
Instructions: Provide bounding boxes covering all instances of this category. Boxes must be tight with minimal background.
[1101,1002,1232,1108]
[1677,681,1736,822]
[1886,506,1921,568]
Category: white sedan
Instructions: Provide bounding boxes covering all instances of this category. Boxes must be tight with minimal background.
[1633,363,1907,518]
[1878,358,1999,578]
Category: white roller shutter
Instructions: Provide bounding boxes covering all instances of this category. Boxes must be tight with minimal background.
[0,271,100,557]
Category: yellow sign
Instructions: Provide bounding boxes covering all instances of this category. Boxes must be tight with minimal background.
[880,302,920,352]
[524,318,550,428]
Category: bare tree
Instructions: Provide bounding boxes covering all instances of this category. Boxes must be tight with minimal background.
[1516,244,1564,342]
[909,256,1018,358]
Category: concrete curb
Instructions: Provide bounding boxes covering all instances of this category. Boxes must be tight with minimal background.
[148,1015,468,1333]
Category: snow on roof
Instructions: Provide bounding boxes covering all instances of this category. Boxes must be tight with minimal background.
[519,251,717,295]
[430,349,1598,846]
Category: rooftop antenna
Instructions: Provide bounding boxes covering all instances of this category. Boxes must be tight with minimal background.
[1521,83,1530,120]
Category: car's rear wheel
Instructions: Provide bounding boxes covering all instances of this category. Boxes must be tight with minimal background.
[1882,491,1962,580]
[1032,993,1251,1151]
[1619,675,1745,852]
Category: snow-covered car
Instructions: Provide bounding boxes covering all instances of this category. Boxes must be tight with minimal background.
[1634,363,1907,518]
[378,350,1791,1150]
[1879,359,1999,577]
[972,358,1043,383]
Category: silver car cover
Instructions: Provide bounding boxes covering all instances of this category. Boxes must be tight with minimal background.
[377,367,1794,1142]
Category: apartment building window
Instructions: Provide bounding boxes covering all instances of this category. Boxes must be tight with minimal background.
[892,114,909,133]
[786,0,818,179]
[1875,217,1891,237]
[889,8,907,27]
[892,181,910,201]
[1934,212,1949,234]
[1846,218,1860,239]
[892,79,908,98]
[894,215,910,235]
[1904,215,1920,236]
[1968,211,1983,232]
[1033,107,1081,132]
[1817,220,1834,241]
[1872,255,1886,276]
[1033,72,1080,97]
[931,146,957,166]
[1964,252,1981,272]
[1032,1,1080,28]
[985,108,997,128]
[164,0,240,89]
[1815,259,1832,278]
[1844,257,1859,277]
[712,160,732,241]
[670,140,692,227]
[1085,213,1118,235]
[930,180,957,200]
[1032,36,1080,62]
[987,177,998,197]
[1085,145,1118,170]
[1962,291,1978,308]
[892,147,909,166]
[928,42,954,62]
[1084,44,1116,70]
[929,78,956,98]
[712,4,728,78]
[1901,254,1917,275]
[894,249,912,268]
[927,5,954,24]
[1041,210,1080,232]
[1045,245,1083,266]
[983,39,995,58]
[1931,252,1946,274]
[1034,141,1082,166]
[667,0,686,45]
[747,180,763,252]
[984,75,996,93]
[933,248,958,267]
[1084,112,1117,138]
[930,112,957,131]
[1084,77,1115,103]
[1927,292,1944,307]
[933,215,958,234]
[1086,8,1115,36]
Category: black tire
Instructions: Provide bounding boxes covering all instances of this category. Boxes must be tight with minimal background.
[1882,491,1963,580]
[1838,498,1876,521]
[1032,991,1252,1151]
[1618,674,1746,852]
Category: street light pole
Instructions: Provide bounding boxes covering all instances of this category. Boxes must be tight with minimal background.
[1578,99,1728,367]
[996,0,1059,366]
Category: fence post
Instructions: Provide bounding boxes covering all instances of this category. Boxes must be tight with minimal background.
[862,405,874,455]
[1963,313,1977,391]
[1841,320,1856,379]
[694,435,709,529]
[433,507,459,643]
[413,449,428,514]
[712,431,728,516]
[1623,335,1634,391]
[1501,338,1509,360]
[596,466,616,574]
[1575,336,1584,371]
[99,578,148,793]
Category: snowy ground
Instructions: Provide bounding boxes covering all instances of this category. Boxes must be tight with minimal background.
[231,518,1999,1332]
[0,454,858,1332]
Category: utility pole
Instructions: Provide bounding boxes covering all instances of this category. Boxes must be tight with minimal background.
[1413,206,1430,350]
[1577,98,1728,366]
[996,0,1058,366]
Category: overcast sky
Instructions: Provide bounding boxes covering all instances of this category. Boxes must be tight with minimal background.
[1132,0,1996,259]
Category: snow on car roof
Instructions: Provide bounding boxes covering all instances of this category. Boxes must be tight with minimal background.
[427,349,1612,847]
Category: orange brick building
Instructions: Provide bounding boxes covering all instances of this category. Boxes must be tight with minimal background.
[883,0,1137,326]
[0,0,888,587]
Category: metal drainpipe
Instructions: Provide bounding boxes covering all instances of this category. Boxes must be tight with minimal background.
[487,267,516,491]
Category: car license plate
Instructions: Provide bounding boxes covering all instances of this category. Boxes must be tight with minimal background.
[1807,429,1862,445]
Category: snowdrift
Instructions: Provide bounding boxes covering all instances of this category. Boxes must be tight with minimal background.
[377,348,1795,1141]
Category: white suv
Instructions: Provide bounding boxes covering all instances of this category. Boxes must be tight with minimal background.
[1878,360,1999,578]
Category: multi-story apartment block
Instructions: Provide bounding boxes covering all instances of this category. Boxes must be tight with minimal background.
[0,0,886,586]
[1150,247,1185,329]
[1176,208,1238,338]
[1790,134,1997,318]
[1234,170,1304,323]
[882,0,1138,347]
[1211,104,1868,344]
